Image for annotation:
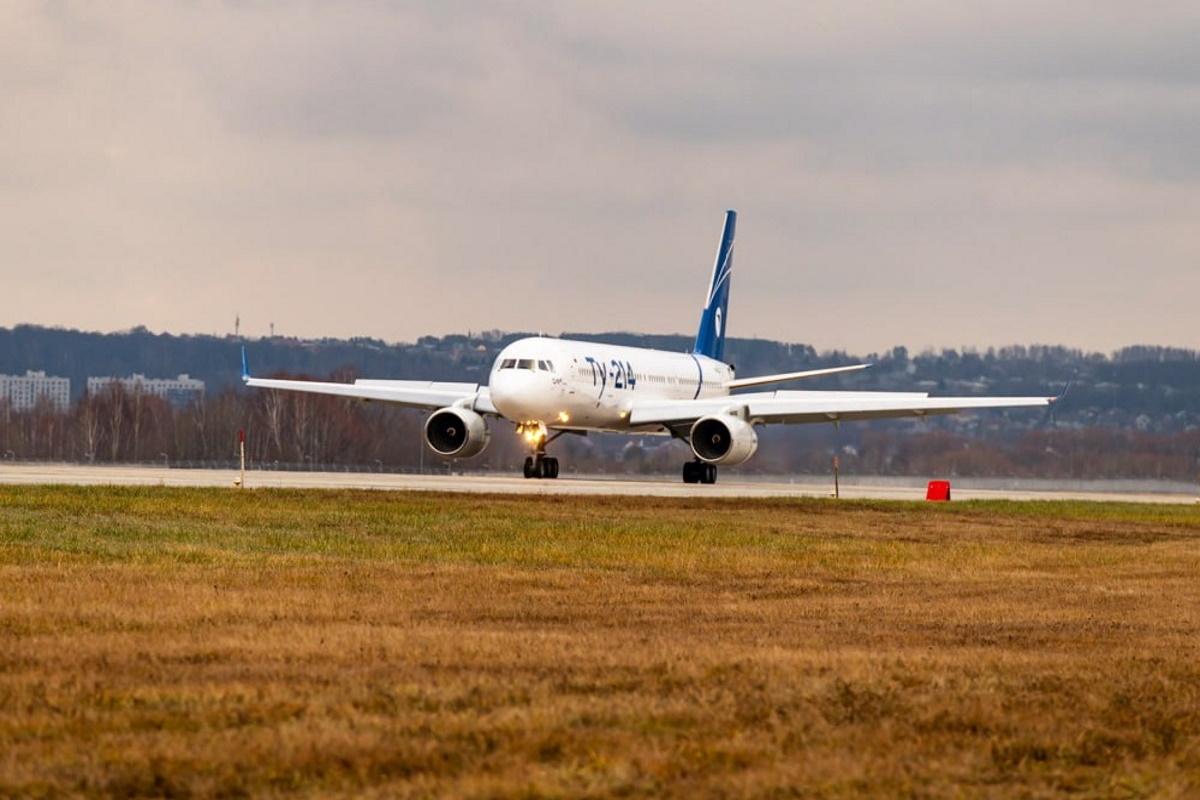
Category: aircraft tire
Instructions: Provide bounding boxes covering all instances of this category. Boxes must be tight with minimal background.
[542,457,559,479]
[523,456,538,479]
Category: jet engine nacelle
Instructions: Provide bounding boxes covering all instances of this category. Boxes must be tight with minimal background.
[689,414,758,465]
[424,407,490,458]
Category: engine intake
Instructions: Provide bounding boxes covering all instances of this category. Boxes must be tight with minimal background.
[424,407,490,458]
[690,415,758,465]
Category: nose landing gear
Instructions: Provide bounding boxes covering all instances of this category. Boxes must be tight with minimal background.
[518,422,561,479]
[682,460,717,484]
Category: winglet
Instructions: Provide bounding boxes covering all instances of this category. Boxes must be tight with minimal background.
[241,346,250,382]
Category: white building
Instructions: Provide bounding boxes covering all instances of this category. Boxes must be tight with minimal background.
[0,370,71,412]
[87,373,205,407]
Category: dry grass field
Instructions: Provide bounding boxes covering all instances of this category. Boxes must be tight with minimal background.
[1,486,1198,798]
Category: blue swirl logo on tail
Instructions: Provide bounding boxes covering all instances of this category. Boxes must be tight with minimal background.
[692,209,736,362]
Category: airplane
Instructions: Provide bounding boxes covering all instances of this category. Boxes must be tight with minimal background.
[243,210,1054,483]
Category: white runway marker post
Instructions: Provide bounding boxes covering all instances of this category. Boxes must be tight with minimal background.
[237,429,246,489]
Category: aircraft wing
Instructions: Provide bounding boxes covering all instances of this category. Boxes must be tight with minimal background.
[243,376,498,414]
[628,389,1053,428]
[240,347,498,412]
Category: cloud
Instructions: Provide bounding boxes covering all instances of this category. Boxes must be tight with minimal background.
[0,1,1196,353]
[550,3,1200,176]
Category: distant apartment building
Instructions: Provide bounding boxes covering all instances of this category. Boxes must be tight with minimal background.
[0,370,71,412]
[87,373,206,407]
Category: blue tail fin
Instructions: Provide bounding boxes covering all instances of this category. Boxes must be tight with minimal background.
[693,209,736,361]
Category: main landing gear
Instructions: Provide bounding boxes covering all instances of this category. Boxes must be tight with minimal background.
[523,454,560,479]
[682,460,717,485]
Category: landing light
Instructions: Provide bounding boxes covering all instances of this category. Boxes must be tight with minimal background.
[557,411,570,423]
[520,427,545,444]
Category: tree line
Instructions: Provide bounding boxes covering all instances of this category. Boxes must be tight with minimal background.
[1,380,1198,481]
[3,325,1200,434]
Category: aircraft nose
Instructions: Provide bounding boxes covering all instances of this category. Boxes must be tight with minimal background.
[490,369,544,420]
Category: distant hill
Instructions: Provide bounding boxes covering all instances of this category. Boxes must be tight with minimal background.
[1,324,1198,433]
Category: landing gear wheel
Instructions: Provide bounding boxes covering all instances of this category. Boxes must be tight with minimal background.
[683,461,717,484]
[523,455,559,479]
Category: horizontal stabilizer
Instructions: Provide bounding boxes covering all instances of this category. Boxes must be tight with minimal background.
[724,363,870,390]
[355,379,480,393]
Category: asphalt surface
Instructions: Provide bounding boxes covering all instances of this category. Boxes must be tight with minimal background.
[0,463,1195,503]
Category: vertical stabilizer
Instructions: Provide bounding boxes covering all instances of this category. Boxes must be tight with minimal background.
[693,209,736,361]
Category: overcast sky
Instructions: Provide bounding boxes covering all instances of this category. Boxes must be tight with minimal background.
[2,2,1197,353]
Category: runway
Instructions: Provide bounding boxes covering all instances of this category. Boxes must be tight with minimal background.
[0,463,1195,503]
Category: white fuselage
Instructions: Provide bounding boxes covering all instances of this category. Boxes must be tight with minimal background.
[488,337,734,432]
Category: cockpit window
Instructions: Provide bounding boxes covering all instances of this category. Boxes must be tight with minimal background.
[501,358,554,370]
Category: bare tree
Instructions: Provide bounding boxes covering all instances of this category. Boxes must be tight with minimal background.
[105,385,125,462]
[290,391,312,463]
[262,389,285,459]
[129,384,145,462]
[77,394,101,463]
